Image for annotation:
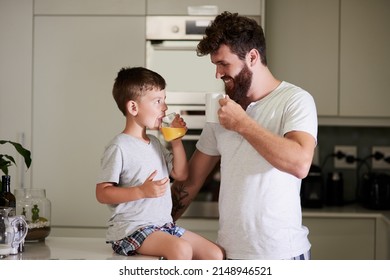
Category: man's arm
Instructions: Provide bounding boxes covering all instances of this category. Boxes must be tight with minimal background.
[171,149,220,221]
[219,96,316,179]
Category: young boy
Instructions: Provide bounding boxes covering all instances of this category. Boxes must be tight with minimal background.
[96,67,224,260]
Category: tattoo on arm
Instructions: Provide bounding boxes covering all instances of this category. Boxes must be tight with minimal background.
[171,182,190,220]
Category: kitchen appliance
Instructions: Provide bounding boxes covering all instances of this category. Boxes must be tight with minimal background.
[146,15,260,107]
[359,172,390,210]
[146,16,225,106]
[146,16,225,214]
[300,165,324,208]
[325,172,344,206]
[146,16,225,142]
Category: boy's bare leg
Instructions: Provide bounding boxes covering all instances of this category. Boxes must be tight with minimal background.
[181,230,225,260]
[137,231,192,260]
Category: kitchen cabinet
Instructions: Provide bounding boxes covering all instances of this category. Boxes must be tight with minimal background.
[304,217,375,260]
[266,0,390,121]
[339,0,390,117]
[266,0,339,117]
[178,217,377,259]
[0,0,33,189]
[34,0,145,15]
[32,14,146,227]
[147,0,264,16]
[178,208,390,260]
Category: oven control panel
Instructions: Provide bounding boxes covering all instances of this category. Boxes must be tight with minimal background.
[146,16,214,40]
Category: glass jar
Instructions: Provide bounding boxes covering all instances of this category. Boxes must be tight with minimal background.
[14,189,51,242]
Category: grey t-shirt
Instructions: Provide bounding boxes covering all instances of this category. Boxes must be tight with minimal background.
[97,133,173,242]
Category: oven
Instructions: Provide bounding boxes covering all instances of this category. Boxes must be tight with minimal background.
[146,16,225,103]
[146,16,223,212]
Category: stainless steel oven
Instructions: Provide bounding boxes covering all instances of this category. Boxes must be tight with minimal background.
[145,14,260,108]
[146,16,225,105]
[145,16,223,217]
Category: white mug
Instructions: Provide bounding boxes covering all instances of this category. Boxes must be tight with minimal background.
[205,93,225,123]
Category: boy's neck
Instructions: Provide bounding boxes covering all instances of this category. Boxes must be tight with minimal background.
[123,118,150,144]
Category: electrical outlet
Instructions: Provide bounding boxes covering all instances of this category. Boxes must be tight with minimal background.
[372,146,390,170]
[334,145,357,169]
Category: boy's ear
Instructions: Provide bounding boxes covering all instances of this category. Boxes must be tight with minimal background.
[126,100,138,116]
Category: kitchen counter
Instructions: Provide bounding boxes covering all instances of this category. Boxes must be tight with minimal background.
[3,204,388,260]
[183,201,390,223]
[302,203,390,222]
[2,237,159,260]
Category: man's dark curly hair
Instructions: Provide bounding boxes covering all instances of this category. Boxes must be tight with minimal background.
[197,11,267,66]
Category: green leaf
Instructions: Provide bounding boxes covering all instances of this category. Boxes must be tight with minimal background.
[0,156,12,175]
[2,154,17,166]
[0,140,32,173]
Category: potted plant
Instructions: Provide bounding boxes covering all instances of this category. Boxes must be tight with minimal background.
[1,140,51,241]
[0,140,31,184]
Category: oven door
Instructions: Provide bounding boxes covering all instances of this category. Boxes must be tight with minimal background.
[146,40,224,104]
[166,104,206,130]
[179,133,220,218]
[175,130,221,204]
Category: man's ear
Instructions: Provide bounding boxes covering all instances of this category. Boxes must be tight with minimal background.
[126,100,138,116]
[248,48,259,66]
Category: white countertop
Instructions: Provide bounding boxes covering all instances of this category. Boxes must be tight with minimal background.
[3,237,159,260]
[183,201,390,224]
[3,204,389,260]
[302,204,390,224]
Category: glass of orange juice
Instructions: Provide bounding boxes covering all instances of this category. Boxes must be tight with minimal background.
[160,113,186,142]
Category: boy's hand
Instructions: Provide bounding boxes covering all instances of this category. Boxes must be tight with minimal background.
[139,170,169,198]
[171,114,188,131]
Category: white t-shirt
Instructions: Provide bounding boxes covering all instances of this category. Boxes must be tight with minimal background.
[196,81,318,259]
[97,133,174,242]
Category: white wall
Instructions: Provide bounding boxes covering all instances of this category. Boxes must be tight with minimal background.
[0,0,33,189]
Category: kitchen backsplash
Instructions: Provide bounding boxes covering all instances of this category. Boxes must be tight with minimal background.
[317,125,390,203]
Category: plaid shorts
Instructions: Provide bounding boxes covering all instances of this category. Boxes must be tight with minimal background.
[290,250,311,260]
[109,222,185,256]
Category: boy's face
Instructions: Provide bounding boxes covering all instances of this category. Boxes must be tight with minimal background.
[135,88,168,130]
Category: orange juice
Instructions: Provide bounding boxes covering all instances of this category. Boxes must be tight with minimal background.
[160,127,186,142]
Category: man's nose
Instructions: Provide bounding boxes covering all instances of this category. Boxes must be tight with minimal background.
[215,67,224,79]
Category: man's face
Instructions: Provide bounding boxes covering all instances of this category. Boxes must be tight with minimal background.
[223,63,252,107]
[211,45,253,108]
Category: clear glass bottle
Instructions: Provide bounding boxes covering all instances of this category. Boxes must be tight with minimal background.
[14,188,51,242]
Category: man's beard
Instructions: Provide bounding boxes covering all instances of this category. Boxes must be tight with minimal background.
[224,64,253,109]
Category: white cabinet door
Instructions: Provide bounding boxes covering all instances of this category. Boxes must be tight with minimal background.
[34,0,145,15]
[0,0,33,189]
[339,0,390,117]
[304,217,375,259]
[147,0,264,16]
[33,16,145,227]
[266,0,339,116]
